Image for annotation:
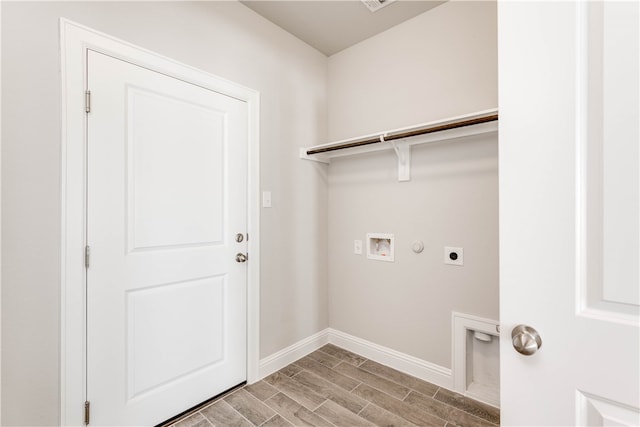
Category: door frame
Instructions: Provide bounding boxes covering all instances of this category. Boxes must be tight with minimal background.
[59,19,261,426]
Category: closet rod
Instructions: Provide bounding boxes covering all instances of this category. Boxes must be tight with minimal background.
[306,113,499,156]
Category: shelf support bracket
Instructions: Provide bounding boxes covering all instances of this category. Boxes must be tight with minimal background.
[388,136,411,182]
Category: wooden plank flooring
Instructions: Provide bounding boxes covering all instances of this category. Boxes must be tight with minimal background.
[169,344,500,427]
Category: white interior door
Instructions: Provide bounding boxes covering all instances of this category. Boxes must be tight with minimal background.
[499,1,639,425]
[86,50,248,426]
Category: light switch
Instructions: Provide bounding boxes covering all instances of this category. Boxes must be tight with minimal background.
[262,191,272,208]
[354,240,363,255]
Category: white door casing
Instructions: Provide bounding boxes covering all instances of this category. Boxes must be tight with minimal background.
[60,20,260,426]
[499,2,639,425]
[87,50,248,425]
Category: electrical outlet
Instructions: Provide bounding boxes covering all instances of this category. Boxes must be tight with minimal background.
[444,247,464,266]
[354,240,363,255]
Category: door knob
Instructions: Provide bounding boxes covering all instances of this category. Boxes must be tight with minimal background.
[235,253,248,263]
[511,324,542,355]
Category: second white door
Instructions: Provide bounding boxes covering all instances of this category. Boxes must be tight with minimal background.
[86,50,248,426]
[499,1,639,425]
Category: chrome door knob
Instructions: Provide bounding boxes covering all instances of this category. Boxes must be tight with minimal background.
[512,324,542,356]
[235,253,248,263]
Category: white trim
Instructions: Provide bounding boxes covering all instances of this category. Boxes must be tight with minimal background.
[451,312,499,408]
[258,330,330,379]
[60,19,260,426]
[327,328,453,389]
[257,328,457,393]
[0,3,3,420]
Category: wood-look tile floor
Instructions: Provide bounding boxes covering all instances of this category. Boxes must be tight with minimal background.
[169,344,500,427]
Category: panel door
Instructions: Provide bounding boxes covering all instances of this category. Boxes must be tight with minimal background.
[499,1,639,425]
[86,50,248,426]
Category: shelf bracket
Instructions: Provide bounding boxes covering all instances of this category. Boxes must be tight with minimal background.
[389,137,411,182]
[299,147,330,164]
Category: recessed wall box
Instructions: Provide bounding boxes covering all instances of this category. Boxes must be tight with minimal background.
[367,233,395,262]
[445,246,464,266]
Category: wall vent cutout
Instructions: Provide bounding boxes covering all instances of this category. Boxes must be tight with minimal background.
[361,0,397,13]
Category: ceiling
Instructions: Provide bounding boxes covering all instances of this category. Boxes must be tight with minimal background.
[240,1,446,56]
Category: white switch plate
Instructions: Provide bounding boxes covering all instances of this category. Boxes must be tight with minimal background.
[354,240,363,255]
[262,191,272,208]
[444,246,464,266]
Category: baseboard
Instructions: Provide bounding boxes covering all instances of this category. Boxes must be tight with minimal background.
[257,328,453,390]
[257,329,330,380]
[327,328,453,389]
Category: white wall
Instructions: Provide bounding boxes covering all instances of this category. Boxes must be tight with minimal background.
[1,2,328,425]
[327,1,498,368]
[328,0,497,141]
